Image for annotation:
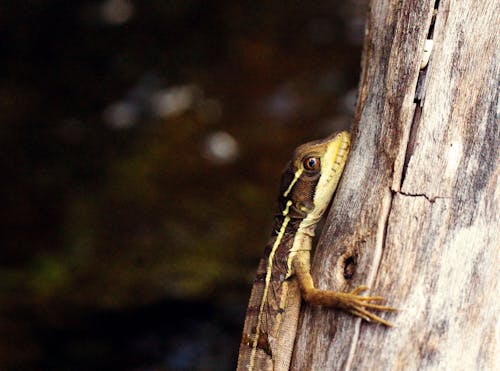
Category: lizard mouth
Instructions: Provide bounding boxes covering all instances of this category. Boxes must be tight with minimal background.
[326,131,350,183]
[332,131,351,161]
[306,131,351,221]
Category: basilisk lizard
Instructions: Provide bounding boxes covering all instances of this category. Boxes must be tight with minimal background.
[237,131,395,371]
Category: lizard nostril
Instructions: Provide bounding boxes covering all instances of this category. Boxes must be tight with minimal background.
[343,256,356,279]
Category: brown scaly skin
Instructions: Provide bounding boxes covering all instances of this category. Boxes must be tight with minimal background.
[237,132,396,371]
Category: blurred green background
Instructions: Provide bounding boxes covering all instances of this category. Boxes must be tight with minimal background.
[0,1,368,369]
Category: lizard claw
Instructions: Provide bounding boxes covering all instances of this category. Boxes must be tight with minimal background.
[338,285,397,326]
[350,285,369,295]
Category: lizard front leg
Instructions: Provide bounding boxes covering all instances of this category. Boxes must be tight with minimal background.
[292,254,396,327]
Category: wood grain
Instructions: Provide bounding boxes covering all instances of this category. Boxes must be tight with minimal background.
[291,0,499,369]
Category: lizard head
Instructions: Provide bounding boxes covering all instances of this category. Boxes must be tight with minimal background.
[278,131,351,222]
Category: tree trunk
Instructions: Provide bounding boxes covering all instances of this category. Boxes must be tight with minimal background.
[291,0,499,370]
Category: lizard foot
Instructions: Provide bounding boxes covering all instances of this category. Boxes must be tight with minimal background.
[334,285,397,327]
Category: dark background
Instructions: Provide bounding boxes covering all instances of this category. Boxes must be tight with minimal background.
[0,1,368,369]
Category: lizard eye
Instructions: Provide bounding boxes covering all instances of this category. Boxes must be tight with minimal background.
[303,156,320,171]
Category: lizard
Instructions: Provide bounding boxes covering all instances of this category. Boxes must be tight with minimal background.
[237,131,396,371]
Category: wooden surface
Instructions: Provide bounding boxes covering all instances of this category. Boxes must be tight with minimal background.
[291,0,499,370]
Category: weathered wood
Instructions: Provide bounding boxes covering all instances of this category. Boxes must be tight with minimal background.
[291,0,499,370]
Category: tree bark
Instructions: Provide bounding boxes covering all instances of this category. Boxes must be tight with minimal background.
[291,0,499,370]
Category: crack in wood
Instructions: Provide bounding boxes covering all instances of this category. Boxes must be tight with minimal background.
[427,0,441,39]
[397,191,450,203]
[401,0,441,186]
